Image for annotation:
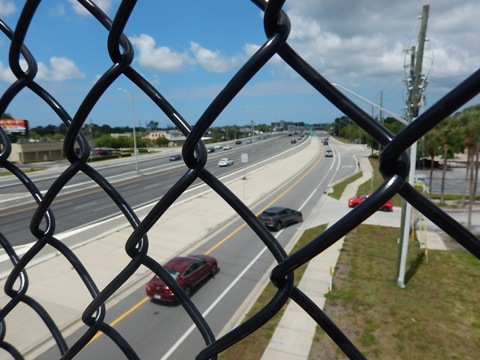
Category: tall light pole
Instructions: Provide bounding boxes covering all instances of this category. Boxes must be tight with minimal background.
[117,88,139,174]
[333,82,417,289]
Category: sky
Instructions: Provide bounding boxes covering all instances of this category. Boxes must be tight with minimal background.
[0,0,479,130]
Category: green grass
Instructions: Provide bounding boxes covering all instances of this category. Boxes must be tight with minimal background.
[308,224,480,359]
[219,154,479,359]
[219,224,328,360]
[329,171,363,200]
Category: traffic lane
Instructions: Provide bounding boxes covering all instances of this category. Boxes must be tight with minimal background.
[36,140,323,358]
[53,225,306,360]
[119,148,338,358]
[153,151,340,358]
[0,135,288,195]
[0,134,289,218]
[0,139,303,247]
[0,166,183,247]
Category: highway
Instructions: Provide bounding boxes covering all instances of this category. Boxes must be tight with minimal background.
[0,134,293,248]
[34,136,366,359]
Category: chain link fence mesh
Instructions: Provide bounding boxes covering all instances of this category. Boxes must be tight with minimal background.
[0,0,479,359]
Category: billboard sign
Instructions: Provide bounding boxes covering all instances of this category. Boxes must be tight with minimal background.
[0,119,29,135]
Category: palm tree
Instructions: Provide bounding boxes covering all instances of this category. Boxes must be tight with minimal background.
[461,109,480,228]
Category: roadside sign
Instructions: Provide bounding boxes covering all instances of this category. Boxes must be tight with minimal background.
[414,175,425,184]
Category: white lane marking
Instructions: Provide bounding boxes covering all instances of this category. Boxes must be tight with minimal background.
[159,245,270,360]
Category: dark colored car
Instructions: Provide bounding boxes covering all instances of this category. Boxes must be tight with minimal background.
[291,139,297,144]
[348,193,393,212]
[207,147,215,153]
[146,255,218,302]
[169,154,182,161]
[94,149,111,156]
[235,140,242,144]
[258,206,303,231]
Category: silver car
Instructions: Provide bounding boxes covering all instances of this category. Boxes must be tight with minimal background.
[218,158,234,167]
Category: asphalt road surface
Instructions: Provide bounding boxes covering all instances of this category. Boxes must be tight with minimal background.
[35,137,365,359]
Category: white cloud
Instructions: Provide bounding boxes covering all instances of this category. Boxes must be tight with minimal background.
[35,57,85,82]
[0,62,15,82]
[0,57,84,83]
[48,4,66,17]
[68,0,113,16]
[0,0,15,16]
[129,34,190,72]
[189,41,242,73]
[283,0,480,87]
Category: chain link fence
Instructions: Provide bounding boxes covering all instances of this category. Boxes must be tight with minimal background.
[0,1,479,359]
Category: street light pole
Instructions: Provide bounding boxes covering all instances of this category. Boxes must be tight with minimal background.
[117,88,139,174]
[332,82,419,289]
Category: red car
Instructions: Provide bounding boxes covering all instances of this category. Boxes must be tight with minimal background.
[348,193,393,212]
[146,255,218,302]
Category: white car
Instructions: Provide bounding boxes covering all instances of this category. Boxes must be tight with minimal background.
[214,145,222,149]
[223,145,232,150]
[218,158,234,167]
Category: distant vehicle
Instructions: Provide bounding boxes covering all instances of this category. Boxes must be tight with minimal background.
[257,206,303,231]
[223,145,232,150]
[323,138,329,145]
[207,147,215,153]
[246,140,252,144]
[169,154,182,161]
[218,158,234,167]
[325,150,333,157]
[291,139,297,144]
[348,193,393,212]
[95,149,111,156]
[146,255,218,302]
[214,145,222,149]
[235,140,242,144]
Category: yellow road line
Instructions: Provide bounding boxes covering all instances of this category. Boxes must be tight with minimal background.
[88,147,322,345]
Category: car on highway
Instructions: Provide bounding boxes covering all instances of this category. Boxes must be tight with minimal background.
[325,150,333,157]
[223,145,232,150]
[218,158,234,167]
[235,140,242,144]
[348,193,393,212]
[94,149,111,156]
[207,147,215,153]
[214,144,222,149]
[291,139,297,144]
[169,154,182,161]
[146,255,218,302]
[257,206,303,231]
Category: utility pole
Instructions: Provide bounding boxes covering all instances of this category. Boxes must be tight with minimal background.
[397,4,429,288]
